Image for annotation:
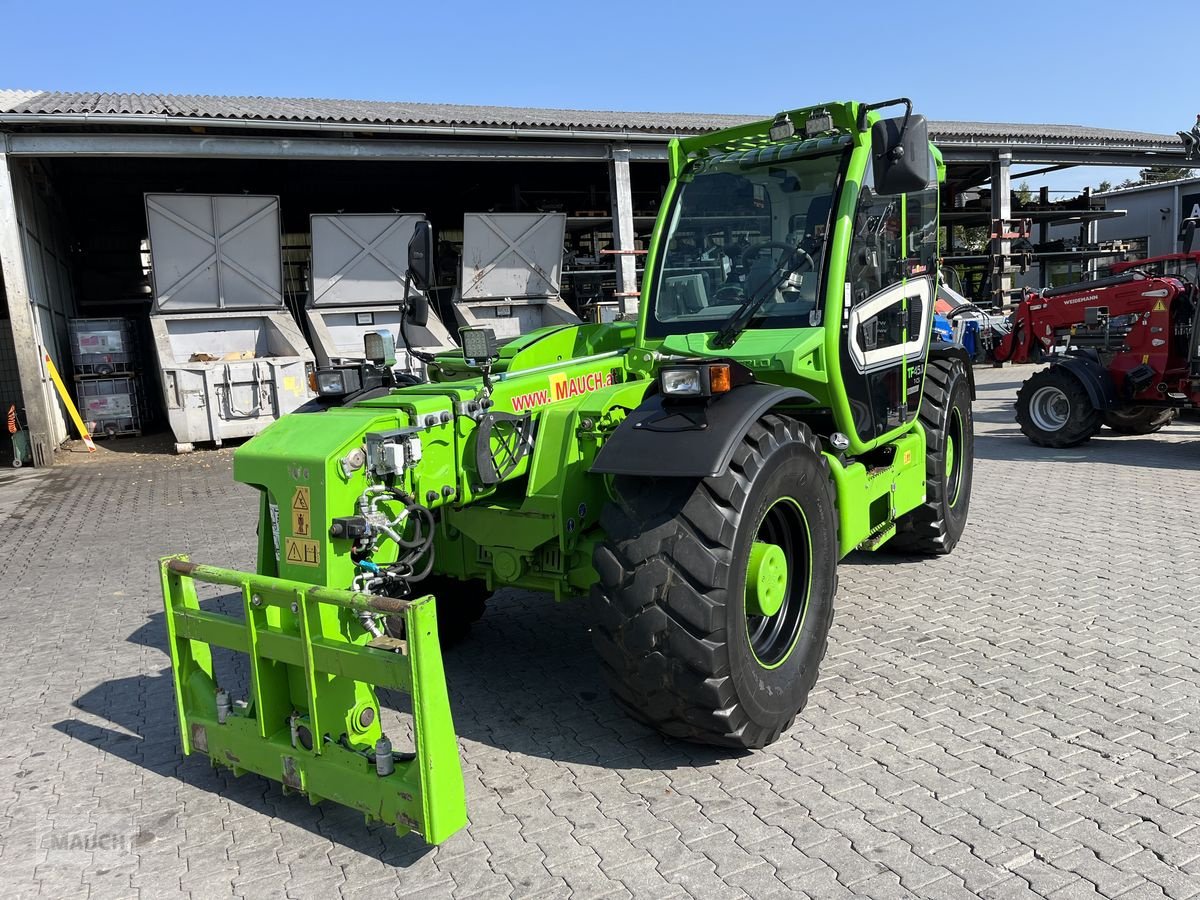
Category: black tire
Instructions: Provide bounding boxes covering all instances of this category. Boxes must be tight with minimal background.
[1015,367,1101,448]
[386,576,490,646]
[1103,406,1177,435]
[890,358,974,555]
[590,414,838,749]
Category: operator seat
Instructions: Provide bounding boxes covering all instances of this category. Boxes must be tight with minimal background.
[801,195,833,250]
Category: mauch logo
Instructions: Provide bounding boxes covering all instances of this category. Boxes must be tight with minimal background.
[511,370,615,412]
[41,828,145,853]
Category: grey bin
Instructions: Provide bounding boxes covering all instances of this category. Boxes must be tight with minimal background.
[453,213,581,340]
[149,312,313,450]
[144,193,315,451]
[305,214,455,375]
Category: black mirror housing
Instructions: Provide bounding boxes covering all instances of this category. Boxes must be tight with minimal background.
[408,293,430,327]
[407,220,435,291]
[871,114,932,195]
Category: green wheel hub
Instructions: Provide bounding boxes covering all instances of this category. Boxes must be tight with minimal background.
[744,496,812,669]
[946,407,964,508]
[745,541,788,618]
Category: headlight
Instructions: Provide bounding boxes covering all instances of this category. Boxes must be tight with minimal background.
[660,363,733,397]
[661,367,704,396]
[316,368,362,396]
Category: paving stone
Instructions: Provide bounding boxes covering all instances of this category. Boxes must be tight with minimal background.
[2,367,1199,897]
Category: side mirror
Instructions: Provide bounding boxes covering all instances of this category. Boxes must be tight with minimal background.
[408,293,430,327]
[407,220,435,291]
[405,220,434,326]
[871,114,932,195]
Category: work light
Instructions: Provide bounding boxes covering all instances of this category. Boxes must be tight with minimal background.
[363,331,397,367]
[460,327,499,365]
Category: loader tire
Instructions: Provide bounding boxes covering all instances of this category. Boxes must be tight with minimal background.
[890,358,974,555]
[1103,406,1176,435]
[385,576,490,646]
[590,414,838,749]
[1015,367,1101,448]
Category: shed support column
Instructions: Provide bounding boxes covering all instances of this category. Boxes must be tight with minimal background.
[0,152,53,466]
[990,152,1012,305]
[608,144,638,315]
[1038,185,1049,288]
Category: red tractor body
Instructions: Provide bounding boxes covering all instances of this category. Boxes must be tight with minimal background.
[1007,261,1199,447]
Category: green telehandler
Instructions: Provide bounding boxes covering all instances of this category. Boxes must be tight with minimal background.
[160,98,975,845]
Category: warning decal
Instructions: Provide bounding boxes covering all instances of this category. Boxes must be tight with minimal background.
[284,537,321,568]
[291,487,312,537]
[1153,300,1167,312]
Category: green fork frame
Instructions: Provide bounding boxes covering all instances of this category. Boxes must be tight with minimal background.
[159,556,467,843]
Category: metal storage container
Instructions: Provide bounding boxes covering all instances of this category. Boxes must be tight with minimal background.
[305,214,455,375]
[148,312,313,453]
[69,317,138,376]
[145,193,315,452]
[78,376,142,437]
[453,213,580,340]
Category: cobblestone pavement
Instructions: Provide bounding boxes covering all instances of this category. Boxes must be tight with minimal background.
[0,365,1198,899]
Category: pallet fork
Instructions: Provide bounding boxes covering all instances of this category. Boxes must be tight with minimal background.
[159,557,467,843]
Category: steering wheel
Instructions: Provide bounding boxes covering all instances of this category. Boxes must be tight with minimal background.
[741,241,815,274]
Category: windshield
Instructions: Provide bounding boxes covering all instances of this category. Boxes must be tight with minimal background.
[647,150,845,338]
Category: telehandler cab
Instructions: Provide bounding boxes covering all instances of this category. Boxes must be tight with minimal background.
[161,98,976,844]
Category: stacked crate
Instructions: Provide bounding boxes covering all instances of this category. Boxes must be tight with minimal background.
[69,318,144,438]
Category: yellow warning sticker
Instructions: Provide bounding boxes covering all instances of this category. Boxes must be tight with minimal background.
[1143,355,1150,364]
[291,486,312,537]
[284,537,321,567]
[903,450,912,465]
[1153,300,1167,312]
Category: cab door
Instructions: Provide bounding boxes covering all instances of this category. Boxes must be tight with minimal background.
[839,155,938,443]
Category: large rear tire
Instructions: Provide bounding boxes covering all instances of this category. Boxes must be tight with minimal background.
[1015,367,1101,448]
[890,357,974,555]
[590,414,838,749]
[1103,406,1176,435]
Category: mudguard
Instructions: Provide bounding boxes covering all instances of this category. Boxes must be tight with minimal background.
[590,383,816,479]
[928,341,977,398]
[1051,354,1117,410]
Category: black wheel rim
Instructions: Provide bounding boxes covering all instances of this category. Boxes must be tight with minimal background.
[745,497,812,668]
[946,406,965,508]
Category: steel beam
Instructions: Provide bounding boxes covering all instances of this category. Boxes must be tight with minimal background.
[608,145,638,313]
[0,152,54,466]
[990,152,1013,304]
[941,147,1187,168]
[5,132,669,163]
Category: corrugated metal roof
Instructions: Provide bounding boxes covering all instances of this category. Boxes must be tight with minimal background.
[930,119,1174,147]
[0,89,40,113]
[0,90,755,134]
[1096,174,1200,198]
[0,91,1181,148]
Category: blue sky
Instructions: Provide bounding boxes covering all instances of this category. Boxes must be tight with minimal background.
[3,1,1194,191]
